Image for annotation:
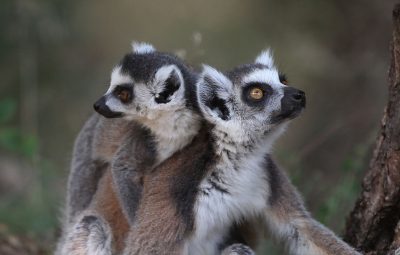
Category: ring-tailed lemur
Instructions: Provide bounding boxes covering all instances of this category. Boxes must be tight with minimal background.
[57,42,203,254]
[57,43,251,255]
[120,50,360,255]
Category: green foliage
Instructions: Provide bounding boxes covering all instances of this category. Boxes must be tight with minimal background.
[316,143,369,231]
[0,98,38,159]
[0,160,60,235]
[0,97,59,237]
[0,98,16,123]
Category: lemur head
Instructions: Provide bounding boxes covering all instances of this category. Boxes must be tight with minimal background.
[94,42,197,121]
[197,49,305,144]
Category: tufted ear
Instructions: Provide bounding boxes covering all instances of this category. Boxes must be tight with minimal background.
[153,65,184,104]
[255,48,275,68]
[196,65,233,121]
[131,41,156,54]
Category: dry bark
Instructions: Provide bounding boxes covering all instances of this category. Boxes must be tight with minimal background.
[344,4,400,255]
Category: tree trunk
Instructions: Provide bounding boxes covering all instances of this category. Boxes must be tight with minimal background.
[344,4,400,255]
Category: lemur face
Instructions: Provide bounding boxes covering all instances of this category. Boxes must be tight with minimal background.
[197,50,305,141]
[94,43,188,121]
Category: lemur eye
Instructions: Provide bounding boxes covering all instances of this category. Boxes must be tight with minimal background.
[113,85,132,104]
[249,87,264,100]
[118,89,131,103]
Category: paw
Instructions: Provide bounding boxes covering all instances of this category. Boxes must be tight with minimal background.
[82,215,112,255]
[61,214,112,255]
[221,243,255,255]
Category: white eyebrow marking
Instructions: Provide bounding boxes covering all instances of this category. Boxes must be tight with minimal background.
[242,68,283,90]
[107,66,134,93]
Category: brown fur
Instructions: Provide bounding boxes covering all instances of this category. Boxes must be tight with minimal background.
[93,117,134,161]
[264,159,359,255]
[66,114,137,224]
[90,170,130,253]
[123,124,212,254]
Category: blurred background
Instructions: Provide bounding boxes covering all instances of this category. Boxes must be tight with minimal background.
[0,0,395,253]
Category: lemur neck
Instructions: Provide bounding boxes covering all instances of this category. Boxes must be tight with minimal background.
[212,124,287,159]
[142,109,201,164]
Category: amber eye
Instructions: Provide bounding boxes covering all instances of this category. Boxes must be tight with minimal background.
[249,87,264,100]
[118,89,131,103]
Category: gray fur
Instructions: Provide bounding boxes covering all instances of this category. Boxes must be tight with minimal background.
[111,127,156,224]
[58,214,112,255]
[65,115,132,223]
[185,53,359,255]
[221,244,255,255]
[57,43,202,254]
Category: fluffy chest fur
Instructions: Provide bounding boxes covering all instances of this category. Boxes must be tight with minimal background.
[186,134,270,255]
[141,108,201,164]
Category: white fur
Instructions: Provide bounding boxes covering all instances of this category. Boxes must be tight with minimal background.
[131,65,185,118]
[86,219,112,255]
[186,128,285,255]
[132,41,155,54]
[105,96,126,113]
[201,65,233,94]
[140,108,201,164]
[153,64,184,95]
[107,66,133,93]
[255,49,274,68]
[242,68,282,89]
[265,216,329,255]
[105,64,187,121]
[130,64,200,163]
[59,213,112,255]
[188,60,293,254]
[242,68,286,118]
[197,66,233,123]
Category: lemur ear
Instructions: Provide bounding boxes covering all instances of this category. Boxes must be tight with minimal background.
[153,65,184,104]
[131,41,156,54]
[255,48,275,68]
[197,65,232,121]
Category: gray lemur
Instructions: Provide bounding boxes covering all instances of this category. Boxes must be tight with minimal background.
[58,42,251,255]
[57,42,202,254]
[120,50,361,255]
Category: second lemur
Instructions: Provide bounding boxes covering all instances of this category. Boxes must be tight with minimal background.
[121,50,361,255]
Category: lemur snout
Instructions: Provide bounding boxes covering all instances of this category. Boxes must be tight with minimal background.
[290,89,305,104]
[273,87,306,122]
[282,87,306,110]
[93,96,123,118]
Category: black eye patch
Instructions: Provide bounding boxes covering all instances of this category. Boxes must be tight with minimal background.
[155,72,180,104]
[242,83,272,107]
[113,84,133,104]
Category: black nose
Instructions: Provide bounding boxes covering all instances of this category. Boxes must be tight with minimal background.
[93,96,123,118]
[93,101,101,111]
[284,87,306,107]
[272,87,306,123]
[291,90,305,102]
